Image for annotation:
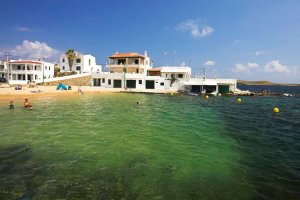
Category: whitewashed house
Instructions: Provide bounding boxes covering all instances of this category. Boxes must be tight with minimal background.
[60,53,101,73]
[91,51,237,94]
[8,60,55,85]
[0,61,8,81]
[92,51,153,88]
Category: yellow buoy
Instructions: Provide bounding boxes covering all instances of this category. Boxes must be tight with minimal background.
[205,95,209,100]
[273,107,279,113]
[237,98,241,103]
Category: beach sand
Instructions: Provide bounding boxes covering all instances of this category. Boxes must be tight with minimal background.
[0,85,175,101]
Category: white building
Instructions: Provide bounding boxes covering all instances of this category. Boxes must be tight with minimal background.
[91,51,237,94]
[8,60,55,85]
[92,51,154,89]
[60,53,101,73]
[0,61,8,81]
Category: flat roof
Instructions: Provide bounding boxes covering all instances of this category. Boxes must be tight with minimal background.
[10,60,41,64]
[109,52,145,59]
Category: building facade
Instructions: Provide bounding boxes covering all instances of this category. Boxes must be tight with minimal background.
[60,53,101,73]
[91,51,237,93]
[8,60,55,85]
[0,61,8,81]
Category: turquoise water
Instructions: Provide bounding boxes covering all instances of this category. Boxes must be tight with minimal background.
[0,93,299,199]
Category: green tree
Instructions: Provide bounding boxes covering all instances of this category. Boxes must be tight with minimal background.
[65,49,76,71]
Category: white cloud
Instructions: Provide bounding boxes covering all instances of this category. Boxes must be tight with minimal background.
[204,60,216,66]
[232,62,259,73]
[254,51,266,56]
[264,60,290,73]
[10,40,60,62]
[232,64,248,72]
[247,62,259,68]
[14,25,41,32]
[176,19,214,38]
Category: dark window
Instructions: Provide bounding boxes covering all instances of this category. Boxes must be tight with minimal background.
[76,66,81,70]
[34,66,37,70]
[76,59,81,63]
[165,74,167,78]
[135,59,139,64]
[102,78,105,83]
[136,69,139,73]
[62,59,65,62]
[139,80,142,84]
[118,59,126,65]
[160,82,164,86]
[45,66,47,70]
[18,65,21,70]
[178,74,183,78]
[171,74,175,78]
[62,66,65,70]
[108,79,111,85]
[49,67,51,70]
[89,59,91,66]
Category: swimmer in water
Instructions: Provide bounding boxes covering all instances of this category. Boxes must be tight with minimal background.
[9,101,14,109]
[24,98,32,109]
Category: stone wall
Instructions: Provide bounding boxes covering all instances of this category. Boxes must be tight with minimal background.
[41,75,92,86]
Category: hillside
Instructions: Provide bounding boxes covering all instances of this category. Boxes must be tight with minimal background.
[237,80,300,86]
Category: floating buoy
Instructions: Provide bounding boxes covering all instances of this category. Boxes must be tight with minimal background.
[205,95,209,100]
[237,98,241,103]
[273,107,279,113]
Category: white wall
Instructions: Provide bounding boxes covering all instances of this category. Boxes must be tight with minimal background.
[60,54,101,73]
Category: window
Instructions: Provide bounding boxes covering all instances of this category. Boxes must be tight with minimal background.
[18,65,21,70]
[89,59,91,66]
[136,69,139,73]
[118,59,126,65]
[62,58,65,63]
[76,59,81,63]
[49,67,51,70]
[34,66,37,70]
[139,80,142,84]
[76,66,81,70]
[108,79,111,85]
[102,78,105,83]
[160,82,164,86]
[45,66,47,70]
[165,74,167,78]
[62,66,65,70]
[135,59,139,64]
[178,74,183,78]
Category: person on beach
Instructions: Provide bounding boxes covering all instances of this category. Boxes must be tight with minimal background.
[78,85,83,94]
[9,101,14,109]
[24,99,32,108]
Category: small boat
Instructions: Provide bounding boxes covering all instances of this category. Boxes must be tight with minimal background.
[188,92,199,96]
[283,93,293,97]
[208,91,217,96]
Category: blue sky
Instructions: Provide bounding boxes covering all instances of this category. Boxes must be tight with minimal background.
[0,0,299,83]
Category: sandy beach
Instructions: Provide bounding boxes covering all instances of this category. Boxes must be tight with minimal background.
[0,85,175,100]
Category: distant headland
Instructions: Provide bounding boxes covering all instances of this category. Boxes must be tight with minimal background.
[238,80,300,86]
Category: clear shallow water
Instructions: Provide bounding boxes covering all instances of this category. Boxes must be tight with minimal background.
[0,92,299,199]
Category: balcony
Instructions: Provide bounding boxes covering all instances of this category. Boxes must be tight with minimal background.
[109,64,145,68]
[11,70,41,74]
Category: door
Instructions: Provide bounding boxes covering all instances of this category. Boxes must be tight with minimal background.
[145,80,155,89]
[113,80,122,88]
[126,80,136,88]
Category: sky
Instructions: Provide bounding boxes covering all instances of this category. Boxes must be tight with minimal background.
[0,0,299,83]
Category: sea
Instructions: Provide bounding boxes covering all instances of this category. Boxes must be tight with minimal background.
[0,85,299,199]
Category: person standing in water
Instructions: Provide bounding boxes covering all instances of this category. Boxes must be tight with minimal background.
[24,99,32,109]
[9,101,14,109]
[78,85,83,94]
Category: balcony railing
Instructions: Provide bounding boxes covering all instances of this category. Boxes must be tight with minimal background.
[11,70,41,74]
[109,64,145,68]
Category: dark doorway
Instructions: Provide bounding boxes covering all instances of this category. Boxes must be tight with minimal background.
[145,80,155,89]
[126,80,136,88]
[113,80,122,88]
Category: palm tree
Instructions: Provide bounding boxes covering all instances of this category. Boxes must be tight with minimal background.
[65,49,76,71]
